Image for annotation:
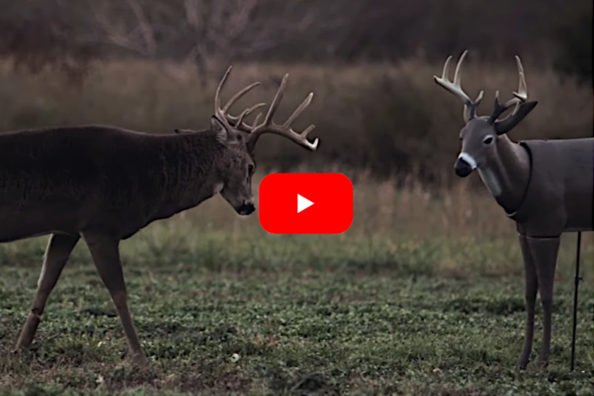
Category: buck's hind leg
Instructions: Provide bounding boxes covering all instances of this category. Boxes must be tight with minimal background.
[15,233,80,351]
[527,236,560,368]
[517,234,538,369]
[82,231,146,364]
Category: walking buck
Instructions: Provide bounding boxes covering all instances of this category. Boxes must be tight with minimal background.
[434,50,593,369]
[0,67,318,363]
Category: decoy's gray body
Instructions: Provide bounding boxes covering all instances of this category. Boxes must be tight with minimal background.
[510,139,593,235]
[434,50,593,369]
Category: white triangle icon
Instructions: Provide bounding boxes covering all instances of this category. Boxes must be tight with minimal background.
[297,194,314,213]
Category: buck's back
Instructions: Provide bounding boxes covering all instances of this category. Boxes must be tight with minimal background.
[0,126,167,241]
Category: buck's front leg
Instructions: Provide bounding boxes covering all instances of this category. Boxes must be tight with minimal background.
[526,236,560,368]
[15,233,80,352]
[82,231,147,364]
[517,234,538,370]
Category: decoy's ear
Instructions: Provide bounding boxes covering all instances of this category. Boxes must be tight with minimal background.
[494,101,538,135]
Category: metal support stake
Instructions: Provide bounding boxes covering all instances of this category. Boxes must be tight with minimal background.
[570,231,582,371]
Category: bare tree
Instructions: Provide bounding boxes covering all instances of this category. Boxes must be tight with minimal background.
[89,0,159,57]
[182,0,261,79]
[88,0,320,83]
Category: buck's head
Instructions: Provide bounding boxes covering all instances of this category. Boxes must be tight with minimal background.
[202,67,319,215]
[433,50,537,177]
[204,116,256,215]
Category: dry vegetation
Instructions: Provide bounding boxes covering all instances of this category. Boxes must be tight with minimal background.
[0,58,591,177]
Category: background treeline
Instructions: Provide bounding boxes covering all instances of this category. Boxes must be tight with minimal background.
[0,0,592,181]
[1,0,591,80]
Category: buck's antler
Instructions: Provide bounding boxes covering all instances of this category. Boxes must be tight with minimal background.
[489,56,528,123]
[214,66,318,152]
[433,50,484,122]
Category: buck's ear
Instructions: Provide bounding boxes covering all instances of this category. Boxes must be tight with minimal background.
[494,101,538,135]
[211,117,242,145]
[211,117,231,143]
[211,116,226,135]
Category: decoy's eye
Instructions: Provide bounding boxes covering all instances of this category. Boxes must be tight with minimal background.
[482,135,494,145]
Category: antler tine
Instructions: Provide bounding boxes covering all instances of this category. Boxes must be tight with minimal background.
[440,55,453,81]
[453,49,468,86]
[245,74,318,151]
[301,124,316,139]
[435,50,487,122]
[250,112,262,129]
[284,92,314,127]
[213,69,318,151]
[222,81,261,112]
[263,73,288,124]
[433,50,484,122]
[489,56,530,123]
[433,51,473,104]
[248,124,318,152]
[234,102,267,127]
[213,65,266,130]
[214,66,233,116]
[513,55,527,102]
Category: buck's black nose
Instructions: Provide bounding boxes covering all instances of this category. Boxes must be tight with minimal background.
[454,158,473,177]
[237,201,255,216]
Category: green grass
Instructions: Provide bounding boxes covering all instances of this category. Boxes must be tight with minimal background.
[1,221,593,395]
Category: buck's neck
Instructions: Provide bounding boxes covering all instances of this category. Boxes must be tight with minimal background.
[154,131,225,219]
[478,134,530,213]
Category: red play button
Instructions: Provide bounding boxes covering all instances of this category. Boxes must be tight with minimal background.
[259,173,353,234]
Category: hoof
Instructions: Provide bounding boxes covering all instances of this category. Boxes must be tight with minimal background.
[517,354,530,370]
[537,358,549,370]
[127,352,150,367]
[12,345,27,356]
[122,353,159,379]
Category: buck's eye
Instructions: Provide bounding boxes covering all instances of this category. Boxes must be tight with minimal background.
[482,135,494,145]
[247,164,255,175]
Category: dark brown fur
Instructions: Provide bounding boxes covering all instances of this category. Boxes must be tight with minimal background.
[0,125,229,241]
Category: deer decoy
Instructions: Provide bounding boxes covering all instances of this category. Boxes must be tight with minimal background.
[434,50,593,369]
[0,66,318,364]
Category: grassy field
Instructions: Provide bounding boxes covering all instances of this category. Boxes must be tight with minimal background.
[1,176,593,395]
[0,58,592,394]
